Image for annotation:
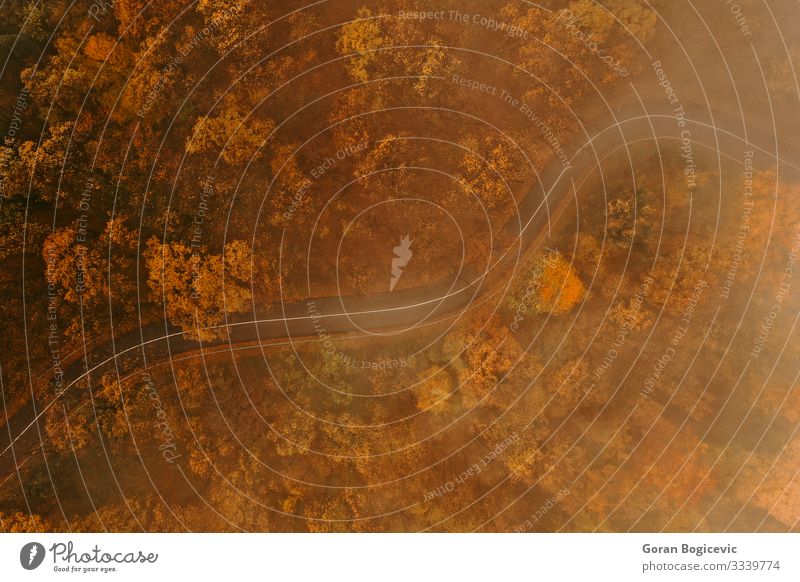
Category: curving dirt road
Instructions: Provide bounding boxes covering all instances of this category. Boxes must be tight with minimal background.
[2,79,799,486]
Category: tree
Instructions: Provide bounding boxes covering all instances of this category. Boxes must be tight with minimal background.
[458,135,525,212]
[83,33,118,63]
[0,123,75,202]
[328,88,374,155]
[0,196,46,261]
[456,319,523,409]
[608,298,653,331]
[748,170,800,248]
[511,252,586,316]
[335,6,455,100]
[269,142,312,222]
[606,0,657,42]
[72,495,184,532]
[606,191,656,245]
[42,227,101,305]
[18,1,49,43]
[186,103,275,166]
[649,244,714,316]
[354,134,413,191]
[636,426,717,521]
[42,218,138,339]
[196,0,266,64]
[415,367,454,414]
[0,511,52,532]
[0,138,29,200]
[144,237,255,340]
[753,438,800,527]
[300,483,384,532]
[503,425,554,484]
[413,39,448,99]
[336,8,385,82]
[548,358,600,416]
[767,48,800,98]
[566,0,616,41]
[45,400,93,453]
[567,0,656,43]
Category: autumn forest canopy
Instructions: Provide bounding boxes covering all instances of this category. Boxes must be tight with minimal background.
[1,0,800,534]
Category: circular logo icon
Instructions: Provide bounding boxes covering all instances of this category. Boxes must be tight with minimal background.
[20,542,46,570]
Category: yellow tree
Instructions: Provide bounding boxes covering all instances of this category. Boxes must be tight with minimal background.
[458,135,525,212]
[72,495,183,532]
[196,0,266,64]
[649,244,714,316]
[186,103,275,166]
[45,401,93,453]
[0,511,52,532]
[413,39,448,99]
[606,0,657,42]
[43,227,102,305]
[566,0,656,43]
[42,218,138,317]
[269,142,312,221]
[535,253,586,315]
[608,298,653,331]
[415,367,454,414]
[566,0,616,40]
[768,48,800,98]
[456,318,523,409]
[1,123,74,202]
[328,88,374,155]
[336,8,385,82]
[354,134,413,191]
[337,6,454,96]
[753,438,800,528]
[144,238,255,340]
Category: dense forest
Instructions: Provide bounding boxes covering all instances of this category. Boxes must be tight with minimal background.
[1,0,800,532]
